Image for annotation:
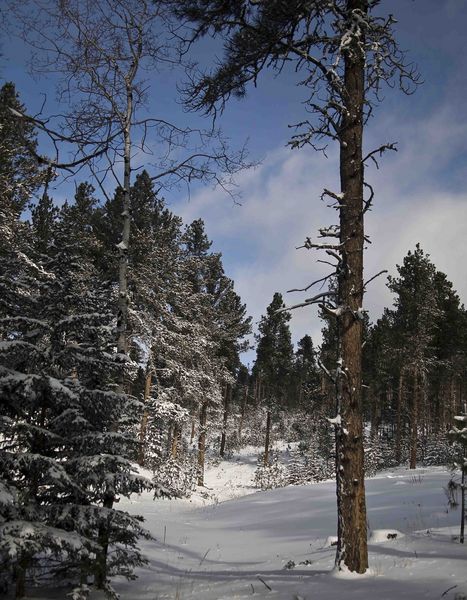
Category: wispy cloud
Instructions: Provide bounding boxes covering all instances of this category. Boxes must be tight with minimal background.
[174,101,467,361]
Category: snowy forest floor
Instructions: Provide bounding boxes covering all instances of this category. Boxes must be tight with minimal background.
[26,447,467,600]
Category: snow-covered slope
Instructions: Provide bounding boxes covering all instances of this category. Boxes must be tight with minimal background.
[112,460,466,600]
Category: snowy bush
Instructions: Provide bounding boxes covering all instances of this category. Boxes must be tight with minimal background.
[421,436,459,467]
[254,453,287,490]
[287,446,335,484]
[364,435,399,476]
[152,454,198,498]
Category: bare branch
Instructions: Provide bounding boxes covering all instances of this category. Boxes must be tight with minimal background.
[287,272,334,294]
[362,142,397,168]
[363,269,388,290]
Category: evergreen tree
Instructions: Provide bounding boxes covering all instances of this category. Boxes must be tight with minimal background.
[173,0,420,571]
[431,271,467,432]
[30,192,59,255]
[387,245,440,468]
[0,82,44,214]
[253,293,294,465]
[0,184,151,597]
[180,219,232,484]
[293,335,321,411]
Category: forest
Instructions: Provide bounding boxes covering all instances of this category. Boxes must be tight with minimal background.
[1,1,466,599]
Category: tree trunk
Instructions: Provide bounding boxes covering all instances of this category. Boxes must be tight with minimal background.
[238,386,248,443]
[95,493,114,588]
[197,401,208,486]
[138,367,153,466]
[97,79,134,589]
[334,0,368,573]
[369,387,379,440]
[219,384,230,458]
[15,556,28,599]
[395,370,404,464]
[264,410,271,467]
[460,445,465,544]
[255,377,262,407]
[409,368,419,469]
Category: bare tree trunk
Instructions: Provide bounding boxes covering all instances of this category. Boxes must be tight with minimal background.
[421,370,428,453]
[395,370,404,464]
[264,410,271,467]
[97,74,135,591]
[197,401,208,486]
[369,387,379,440]
[138,366,153,466]
[238,386,248,443]
[219,384,230,458]
[451,374,457,429]
[334,0,368,573]
[409,368,419,469]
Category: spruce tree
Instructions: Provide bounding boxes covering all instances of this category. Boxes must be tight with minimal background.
[0,182,152,597]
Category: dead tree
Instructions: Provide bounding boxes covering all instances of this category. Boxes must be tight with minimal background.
[175,0,419,573]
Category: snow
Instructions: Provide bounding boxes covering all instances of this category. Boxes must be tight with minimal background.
[18,457,467,599]
[111,461,467,600]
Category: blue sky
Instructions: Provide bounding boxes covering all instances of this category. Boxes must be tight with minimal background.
[2,0,467,365]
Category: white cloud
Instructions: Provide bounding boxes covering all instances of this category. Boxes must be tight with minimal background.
[173,103,467,364]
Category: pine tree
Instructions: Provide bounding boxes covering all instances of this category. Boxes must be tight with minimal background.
[181,219,231,484]
[0,82,44,214]
[431,271,467,432]
[30,192,59,255]
[173,0,419,572]
[293,335,321,411]
[387,245,440,468]
[253,293,294,465]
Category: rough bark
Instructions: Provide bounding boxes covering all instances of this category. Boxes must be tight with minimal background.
[334,0,368,573]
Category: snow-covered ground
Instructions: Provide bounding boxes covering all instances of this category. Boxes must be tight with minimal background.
[110,450,467,600]
[22,448,467,599]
